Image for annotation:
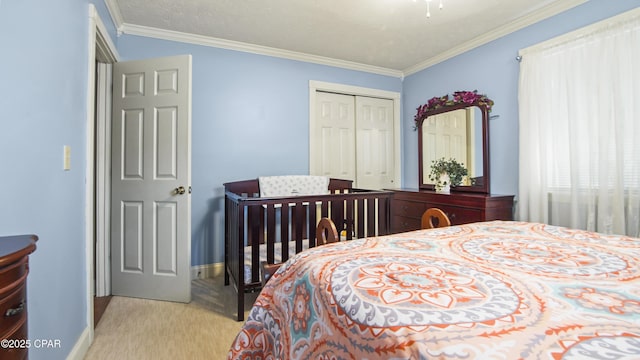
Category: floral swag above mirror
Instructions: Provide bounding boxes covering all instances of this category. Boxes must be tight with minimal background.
[413,90,494,130]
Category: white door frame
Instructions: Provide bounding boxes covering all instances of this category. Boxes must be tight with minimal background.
[84,3,119,345]
[309,80,402,186]
[94,62,113,297]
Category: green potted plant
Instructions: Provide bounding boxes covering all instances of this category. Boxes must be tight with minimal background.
[428,157,469,193]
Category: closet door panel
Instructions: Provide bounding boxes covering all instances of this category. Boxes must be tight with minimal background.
[356,96,394,190]
[312,92,356,182]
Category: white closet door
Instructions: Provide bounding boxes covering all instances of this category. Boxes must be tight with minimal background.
[311,92,356,182]
[355,96,395,190]
[311,91,396,189]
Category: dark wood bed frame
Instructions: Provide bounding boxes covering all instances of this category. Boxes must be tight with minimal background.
[224,178,393,321]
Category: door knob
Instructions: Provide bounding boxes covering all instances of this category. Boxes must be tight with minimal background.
[175,186,186,195]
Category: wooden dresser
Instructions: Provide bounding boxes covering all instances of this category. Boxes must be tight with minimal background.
[390,189,514,233]
[0,234,37,360]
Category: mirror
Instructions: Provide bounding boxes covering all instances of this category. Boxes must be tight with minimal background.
[415,91,492,194]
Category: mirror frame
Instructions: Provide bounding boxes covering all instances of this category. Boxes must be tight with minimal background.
[415,92,492,194]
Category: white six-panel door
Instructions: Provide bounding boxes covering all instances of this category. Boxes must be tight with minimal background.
[311,92,357,182]
[355,96,395,190]
[111,55,192,303]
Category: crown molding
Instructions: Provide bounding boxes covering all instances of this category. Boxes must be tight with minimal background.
[104,0,402,78]
[103,0,124,35]
[119,23,404,78]
[519,5,640,57]
[104,0,586,78]
[403,0,588,76]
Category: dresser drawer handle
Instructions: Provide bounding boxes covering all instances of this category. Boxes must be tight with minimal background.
[5,301,25,317]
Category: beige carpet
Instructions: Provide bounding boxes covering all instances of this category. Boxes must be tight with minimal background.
[84,277,259,360]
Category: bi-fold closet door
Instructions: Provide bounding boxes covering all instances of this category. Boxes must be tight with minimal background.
[311,91,395,190]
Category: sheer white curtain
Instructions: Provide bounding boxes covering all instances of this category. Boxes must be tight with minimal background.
[518,9,640,237]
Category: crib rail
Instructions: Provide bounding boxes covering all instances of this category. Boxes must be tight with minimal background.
[224,179,392,321]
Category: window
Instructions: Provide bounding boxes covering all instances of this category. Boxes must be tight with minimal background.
[518,8,640,236]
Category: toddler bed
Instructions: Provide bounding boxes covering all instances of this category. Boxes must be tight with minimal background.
[224,176,393,321]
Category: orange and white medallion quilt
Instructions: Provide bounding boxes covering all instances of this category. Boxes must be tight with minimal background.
[228,221,640,359]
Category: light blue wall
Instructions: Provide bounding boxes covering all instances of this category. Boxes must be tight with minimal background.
[0,1,91,359]
[402,0,640,200]
[0,0,637,358]
[114,35,403,266]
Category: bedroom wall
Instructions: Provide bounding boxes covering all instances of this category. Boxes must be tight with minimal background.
[402,0,640,204]
[92,0,640,273]
[0,1,634,359]
[113,35,403,267]
[0,1,92,359]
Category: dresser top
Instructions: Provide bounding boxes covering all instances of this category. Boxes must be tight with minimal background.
[387,188,514,199]
[0,234,38,267]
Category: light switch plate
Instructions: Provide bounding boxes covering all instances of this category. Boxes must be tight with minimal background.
[63,145,71,170]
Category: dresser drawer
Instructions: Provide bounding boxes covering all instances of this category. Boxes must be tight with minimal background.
[0,257,28,297]
[0,283,27,336]
[1,318,28,360]
[391,200,425,219]
[389,190,514,234]
[437,205,483,225]
[392,215,422,233]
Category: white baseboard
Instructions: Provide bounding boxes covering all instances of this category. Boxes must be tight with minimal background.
[191,262,224,279]
[66,326,92,360]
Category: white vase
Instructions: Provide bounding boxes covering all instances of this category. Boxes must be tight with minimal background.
[436,173,450,194]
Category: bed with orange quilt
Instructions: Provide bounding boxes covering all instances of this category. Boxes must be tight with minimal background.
[228,221,640,359]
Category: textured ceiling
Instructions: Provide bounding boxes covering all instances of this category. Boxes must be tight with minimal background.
[107,0,584,75]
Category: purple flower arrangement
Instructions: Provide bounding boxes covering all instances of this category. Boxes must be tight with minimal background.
[413,90,493,130]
